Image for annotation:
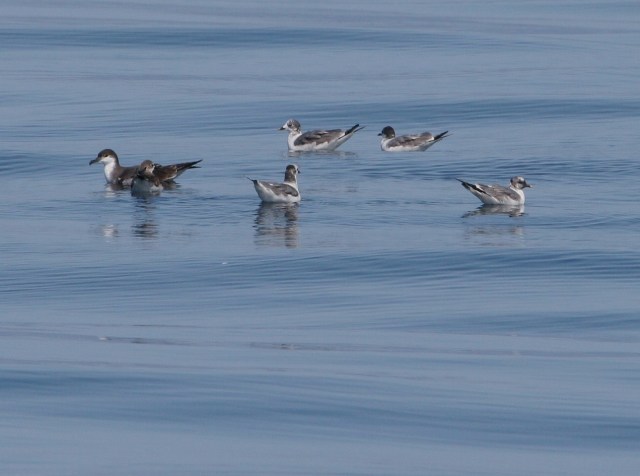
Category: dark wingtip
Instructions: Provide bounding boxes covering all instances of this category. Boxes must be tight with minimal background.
[456,178,472,189]
[434,131,450,141]
[345,124,364,135]
[172,160,202,172]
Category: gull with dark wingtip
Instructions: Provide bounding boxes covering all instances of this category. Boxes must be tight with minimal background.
[279,119,364,152]
[457,176,533,205]
[248,164,301,203]
[90,149,201,187]
[378,126,449,152]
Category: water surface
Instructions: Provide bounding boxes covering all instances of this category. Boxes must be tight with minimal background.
[1,1,639,474]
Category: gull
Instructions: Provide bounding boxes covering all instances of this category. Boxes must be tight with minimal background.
[248,164,301,203]
[378,126,449,152]
[279,119,364,152]
[457,176,532,205]
[90,149,201,187]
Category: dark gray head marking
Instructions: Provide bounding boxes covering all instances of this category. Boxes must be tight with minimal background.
[283,119,301,132]
[378,126,396,138]
[284,164,299,182]
[510,176,531,189]
[90,148,118,165]
[99,149,117,159]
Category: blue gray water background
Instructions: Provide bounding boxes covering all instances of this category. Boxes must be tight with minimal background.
[1,1,639,474]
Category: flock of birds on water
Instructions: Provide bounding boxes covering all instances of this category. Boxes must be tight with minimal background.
[90,119,533,207]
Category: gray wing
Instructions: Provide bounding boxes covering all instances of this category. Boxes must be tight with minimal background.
[294,129,343,146]
[458,179,519,202]
[261,181,300,197]
[481,184,520,201]
[388,133,434,148]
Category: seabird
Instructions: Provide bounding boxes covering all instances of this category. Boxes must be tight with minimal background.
[279,119,364,152]
[378,126,449,152]
[90,149,201,187]
[457,176,533,205]
[248,164,301,203]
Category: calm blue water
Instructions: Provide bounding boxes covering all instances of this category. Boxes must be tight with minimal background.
[1,1,640,474]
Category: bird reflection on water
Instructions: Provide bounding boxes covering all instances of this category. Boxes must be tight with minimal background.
[99,224,119,239]
[462,204,525,218]
[462,204,526,245]
[285,149,358,159]
[132,195,159,239]
[253,202,299,248]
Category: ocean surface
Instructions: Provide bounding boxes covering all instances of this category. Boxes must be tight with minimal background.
[1,1,639,474]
